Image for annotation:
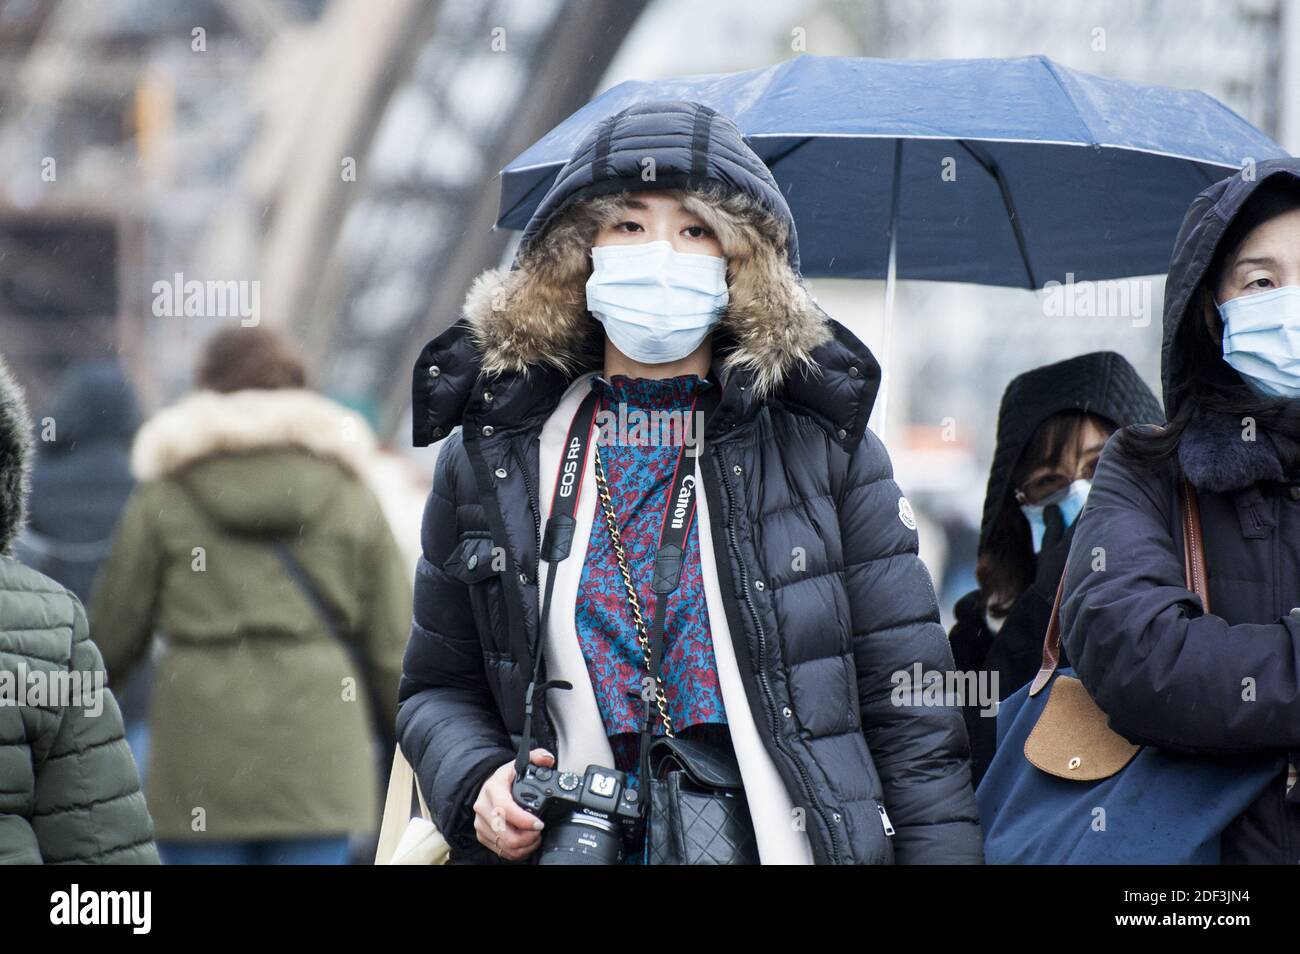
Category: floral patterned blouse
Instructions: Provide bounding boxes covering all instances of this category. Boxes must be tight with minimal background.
[574,373,728,788]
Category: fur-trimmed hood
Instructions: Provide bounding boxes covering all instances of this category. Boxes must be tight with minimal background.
[1156,158,1300,493]
[463,186,830,400]
[0,354,32,553]
[413,100,880,451]
[133,388,375,481]
[1178,407,1293,493]
[133,388,377,534]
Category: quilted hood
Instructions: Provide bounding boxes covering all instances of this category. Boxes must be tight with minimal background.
[978,350,1163,552]
[413,99,881,453]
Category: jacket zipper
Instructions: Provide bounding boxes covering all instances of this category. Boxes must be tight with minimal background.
[717,448,842,863]
[877,803,895,836]
[513,443,542,576]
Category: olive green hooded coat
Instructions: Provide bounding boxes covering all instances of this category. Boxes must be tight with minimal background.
[0,355,158,864]
[90,387,412,841]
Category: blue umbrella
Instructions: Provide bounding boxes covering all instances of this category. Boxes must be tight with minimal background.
[497,54,1288,422]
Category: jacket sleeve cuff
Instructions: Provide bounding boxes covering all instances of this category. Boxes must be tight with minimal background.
[439,747,516,859]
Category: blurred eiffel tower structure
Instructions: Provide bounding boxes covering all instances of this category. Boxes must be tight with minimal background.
[0,0,647,428]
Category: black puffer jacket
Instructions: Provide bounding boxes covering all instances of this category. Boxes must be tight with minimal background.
[948,352,1162,785]
[1061,158,1300,863]
[397,100,982,865]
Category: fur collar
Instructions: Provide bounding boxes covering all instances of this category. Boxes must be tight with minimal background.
[0,355,31,553]
[1178,408,1286,493]
[464,188,831,399]
[132,388,375,481]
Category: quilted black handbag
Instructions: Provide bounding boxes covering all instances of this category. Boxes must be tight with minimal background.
[646,734,759,865]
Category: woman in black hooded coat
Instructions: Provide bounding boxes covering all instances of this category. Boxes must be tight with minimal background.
[948,351,1162,785]
[1061,158,1300,862]
[398,100,982,865]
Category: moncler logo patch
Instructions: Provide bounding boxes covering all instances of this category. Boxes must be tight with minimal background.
[898,496,917,531]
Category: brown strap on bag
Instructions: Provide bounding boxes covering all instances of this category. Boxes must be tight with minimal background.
[1027,477,1208,698]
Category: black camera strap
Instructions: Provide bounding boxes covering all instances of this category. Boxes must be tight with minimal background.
[515,386,601,779]
[633,413,705,787]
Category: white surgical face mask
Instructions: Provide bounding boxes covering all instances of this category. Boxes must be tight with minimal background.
[1019,478,1092,553]
[586,240,728,365]
[1217,285,1300,400]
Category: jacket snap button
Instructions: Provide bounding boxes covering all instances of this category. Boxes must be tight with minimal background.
[832,813,842,823]
[782,706,792,718]
[732,464,742,475]
[754,579,765,591]
[836,428,848,441]
[1290,608,1300,619]
[431,427,444,439]
[482,425,494,437]
[519,572,529,585]
[466,554,479,570]
[428,365,440,378]
[494,467,508,479]
[848,366,860,378]
[483,391,494,403]
[1068,756,1082,770]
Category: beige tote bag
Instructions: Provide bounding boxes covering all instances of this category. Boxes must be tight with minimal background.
[374,745,451,865]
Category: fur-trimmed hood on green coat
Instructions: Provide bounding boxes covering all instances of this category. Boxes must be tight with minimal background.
[89,386,413,841]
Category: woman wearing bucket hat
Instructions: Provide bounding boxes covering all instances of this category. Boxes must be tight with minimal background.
[398,100,982,864]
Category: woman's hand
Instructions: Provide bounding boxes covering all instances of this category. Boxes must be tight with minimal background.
[473,748,555,861]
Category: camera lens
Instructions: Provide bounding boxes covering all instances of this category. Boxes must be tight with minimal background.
[535,812,624,865]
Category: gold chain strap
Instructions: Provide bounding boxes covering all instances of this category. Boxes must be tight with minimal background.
[592,445,674,738]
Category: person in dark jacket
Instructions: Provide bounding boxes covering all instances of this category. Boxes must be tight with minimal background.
[15,360,140,603]
[948,352,1162,785]
[1061,158,1300,863]
[13,361,153,767]
[0,353,159,864]
[398,100,983,865]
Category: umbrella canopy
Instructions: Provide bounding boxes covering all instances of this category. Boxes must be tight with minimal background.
[498,54,1289,287]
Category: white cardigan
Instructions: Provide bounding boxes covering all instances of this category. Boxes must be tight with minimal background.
[536,373,814,865]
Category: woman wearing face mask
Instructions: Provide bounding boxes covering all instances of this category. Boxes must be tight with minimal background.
[948,352,1162,786]
[398,100,983,865]
[1059,159,1300,862]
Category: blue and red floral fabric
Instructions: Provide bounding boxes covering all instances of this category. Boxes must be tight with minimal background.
[574,374,728,783]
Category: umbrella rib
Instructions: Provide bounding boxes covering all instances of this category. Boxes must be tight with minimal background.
[1191,160,1226,186]
[757,135,815,171]
[958,140,1038,290]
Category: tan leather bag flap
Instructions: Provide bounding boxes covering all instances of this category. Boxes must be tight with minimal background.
[1024,675,1140,781]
